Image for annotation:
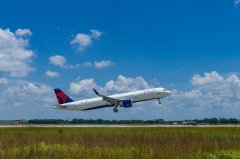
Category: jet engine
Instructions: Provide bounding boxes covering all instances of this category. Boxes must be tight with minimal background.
[121,99,132,108]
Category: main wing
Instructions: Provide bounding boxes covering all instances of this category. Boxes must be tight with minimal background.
[93,88,121,106]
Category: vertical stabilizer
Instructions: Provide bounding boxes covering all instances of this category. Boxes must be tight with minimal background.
[54,88,74,104]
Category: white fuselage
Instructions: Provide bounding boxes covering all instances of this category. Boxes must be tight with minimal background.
[54,88,171,111]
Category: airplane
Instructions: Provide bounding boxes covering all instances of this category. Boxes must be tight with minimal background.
[53,87,172,112]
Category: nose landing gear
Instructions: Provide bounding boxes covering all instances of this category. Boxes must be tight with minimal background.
[158,98,161,104]
[113,107,118,113]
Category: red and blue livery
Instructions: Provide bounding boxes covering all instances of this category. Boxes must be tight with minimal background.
[54,88,74,104]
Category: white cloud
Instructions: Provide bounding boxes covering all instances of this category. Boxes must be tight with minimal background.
[49,55,114,70]
[94,60,114,69]
[70,29,102,52]
[0,79,54,110]
[83,60,114,69]
[235,0,240,6]
[169,71,240,109]
[23,83,52,95]
[15,29,32,37]
[71,33,92,52]
[8,85,53,107]
[83,62,93,67]
[90,29,102,39]
[70,78,98,95]
[191,71,224,86]
[134,71,240,120]
[105,75,150,93]
[0,78,9,84]
[0,28,35,77]
[49,55,77,69]
[45,70,60,78]
[49,55,66,67]
[70,75,150,96]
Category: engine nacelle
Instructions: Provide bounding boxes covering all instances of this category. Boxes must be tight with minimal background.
[121,99,132,108]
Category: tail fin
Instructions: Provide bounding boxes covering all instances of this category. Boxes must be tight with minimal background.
[54,88,74,104]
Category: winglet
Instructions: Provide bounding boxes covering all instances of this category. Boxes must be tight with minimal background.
[93,88,100,96]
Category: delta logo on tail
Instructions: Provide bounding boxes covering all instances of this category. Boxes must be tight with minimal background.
[54,89,73,104]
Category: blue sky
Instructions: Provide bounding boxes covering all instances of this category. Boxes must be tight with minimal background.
[0,0,240,120]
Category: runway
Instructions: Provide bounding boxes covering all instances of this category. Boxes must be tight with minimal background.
[0,124,239,128]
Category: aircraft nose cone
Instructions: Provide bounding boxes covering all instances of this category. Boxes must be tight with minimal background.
[166,90,172,96]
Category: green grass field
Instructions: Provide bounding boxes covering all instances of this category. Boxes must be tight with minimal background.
[0,127,240,159]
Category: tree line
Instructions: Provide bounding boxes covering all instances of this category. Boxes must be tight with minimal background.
[28,118,240,124]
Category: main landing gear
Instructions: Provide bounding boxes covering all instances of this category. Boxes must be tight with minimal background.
[113,107,118,113]
[158,98,161,104]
